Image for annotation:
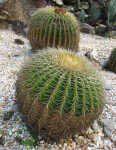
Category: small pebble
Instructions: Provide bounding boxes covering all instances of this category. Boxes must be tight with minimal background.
[14,39,24,45]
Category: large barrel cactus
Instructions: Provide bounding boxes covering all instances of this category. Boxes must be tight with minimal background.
[16,48,105,141]
[109,48,116,73]
[28,6,79,52]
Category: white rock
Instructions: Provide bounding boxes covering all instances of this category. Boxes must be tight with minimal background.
[92,124,99,133]
[14,132,18,137]
[9,130,12,136]
[87,133,95,140]
[11,128,15,132]
[64,143,67,147]
[53,0,63,5]
[40,140,45,144]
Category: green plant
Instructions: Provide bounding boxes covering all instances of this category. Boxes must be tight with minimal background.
[28,6,79,52]
[109,48,116,73]
[16,127,38,147]
[3,111,14,120]
[16,48,105,141]
[15,136,22,144]
[80,9,86,22]
[90,2,101,20]
[22,140,37,147]
[107,0,116,24]
[113,22,116,27]
[19,130,22,134]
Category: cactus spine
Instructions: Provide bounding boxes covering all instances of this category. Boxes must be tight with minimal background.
[109,48,116,73]
[16,48,105,141]
[28,7,79,52]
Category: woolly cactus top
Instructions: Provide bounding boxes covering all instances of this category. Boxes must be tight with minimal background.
[33,6,74,18]
[47,50,90,72]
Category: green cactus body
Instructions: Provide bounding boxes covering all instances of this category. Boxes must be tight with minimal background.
[109,48,116,73]
[107,0,116,22]
[28,7,79,52]
[16,48,105,141]
[90,2,101,20]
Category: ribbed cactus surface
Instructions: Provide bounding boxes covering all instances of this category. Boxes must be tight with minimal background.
[16,48,105,141]
[109,48,116,73]
[28,6,79,52]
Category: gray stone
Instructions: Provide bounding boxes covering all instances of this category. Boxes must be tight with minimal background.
[105,31,116,39]
[53,0,63,5]
[112,137,116,142]
[85,50,103,70]
[92,124,99,133]
[14,39,24,45]
[79,2,89,10]
[0,0,7,7]
[77,136,85,144]
[95,24,107,35]
[99,58,109,69]
[106,97,116,106]
[101,118,115,137]
[87,133,95,140]
[0,0,37,24]
[0,20,9,29]
[64,5,75,12]
[105,85,114,90]
[79,21,95,34]
[0,0,7,3]
[85,50,99,61]
[112,107,116,114]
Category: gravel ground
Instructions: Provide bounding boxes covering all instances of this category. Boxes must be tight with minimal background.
[0,29,116,150]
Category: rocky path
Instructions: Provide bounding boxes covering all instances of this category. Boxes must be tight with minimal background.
[0,29,116,150]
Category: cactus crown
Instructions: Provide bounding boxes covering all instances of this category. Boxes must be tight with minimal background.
[54,7,67,15]
[28,6,79,51]
[16,48,105,140]
[53,50,87,72]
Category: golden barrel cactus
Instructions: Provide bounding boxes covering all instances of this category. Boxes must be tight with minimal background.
[28,7,80,52]
[16,48,105,141]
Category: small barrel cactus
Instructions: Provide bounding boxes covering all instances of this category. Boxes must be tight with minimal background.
[109,48,116,73]
[28,6,79,52]
[16,48,105,141]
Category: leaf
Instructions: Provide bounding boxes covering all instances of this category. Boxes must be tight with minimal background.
[90,2,101,20]
[113,22,116,26]
[81,9,86,21]
[110,0,116,6]
[22,140,36,147]
[108,6,116,21]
